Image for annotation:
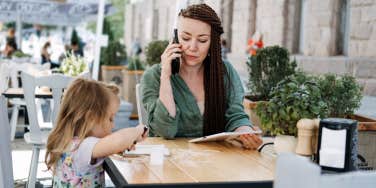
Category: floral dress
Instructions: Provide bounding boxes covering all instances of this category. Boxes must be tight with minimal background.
[53,137,105,188]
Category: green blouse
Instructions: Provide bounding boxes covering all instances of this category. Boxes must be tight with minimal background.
[141,61,252,139]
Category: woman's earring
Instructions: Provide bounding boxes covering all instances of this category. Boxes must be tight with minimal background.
[207,53,210,57]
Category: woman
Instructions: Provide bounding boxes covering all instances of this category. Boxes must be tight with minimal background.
[141,4,262,149]
[41,41,59,69]
[41,41,52,64]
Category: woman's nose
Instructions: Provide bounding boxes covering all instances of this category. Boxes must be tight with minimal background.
[188,40,199,51]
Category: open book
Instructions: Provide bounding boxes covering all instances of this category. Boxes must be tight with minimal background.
[189,130,262,143]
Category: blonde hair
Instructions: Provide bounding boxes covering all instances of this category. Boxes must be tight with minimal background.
[45,78,119,172]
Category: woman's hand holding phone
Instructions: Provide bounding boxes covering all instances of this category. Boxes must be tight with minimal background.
[160,42,182,78]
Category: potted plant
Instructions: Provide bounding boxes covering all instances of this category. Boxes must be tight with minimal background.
[145,40,169,67]
[123,57,145,118]
[256,72,328,153]
[11,51,32,62]
[244,46,297,128]
[100,18,127,97]
[60,52,88,76]
[317,74,362,117]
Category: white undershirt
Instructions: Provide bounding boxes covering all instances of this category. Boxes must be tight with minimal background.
[197,101,205,115]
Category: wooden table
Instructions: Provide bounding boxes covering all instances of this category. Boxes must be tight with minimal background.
[104,138,276,188]
[2,88,52,99]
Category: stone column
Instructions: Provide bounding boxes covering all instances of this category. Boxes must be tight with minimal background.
[221,0,234,51]
[302,0,341,56]
[227,0,257,79]
[256,0,286,46]
[283,0,302,53]
[349,0,376,58]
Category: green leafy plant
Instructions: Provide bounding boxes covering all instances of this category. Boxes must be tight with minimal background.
[12,51,31,58]
[256,72,328,136]
[145,40,169,66]
[318,74,362,118]
[100,18,127,66]
[70,29,81,45]
[60,52,88,76]
[247,46,297,101]
[127,57,145,71]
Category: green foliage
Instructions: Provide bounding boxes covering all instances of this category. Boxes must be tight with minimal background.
[70,29,80,45]
[256,72,328,136]
[317,74,363,118]
[127,57,145,71]
[4,22,15,29]
[145,40,169,66]
[12,51,31,58]
[100,18,127,66]
[87,0,128,42]
[247,46,297,101]
[102,18,114,41]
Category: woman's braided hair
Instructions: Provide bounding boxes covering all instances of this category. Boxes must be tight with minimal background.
[179,4,227,136]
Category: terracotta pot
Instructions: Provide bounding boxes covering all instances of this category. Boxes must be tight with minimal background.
[274,135,297,154]
[101,65,126,98]
[123,69,144,118]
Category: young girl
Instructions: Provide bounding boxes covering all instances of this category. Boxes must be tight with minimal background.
[45,78,147,187]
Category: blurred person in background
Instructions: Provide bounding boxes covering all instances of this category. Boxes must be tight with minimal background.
[71,41,83,57]
[41,41,60,69]
[1,40,17,58]
[221,38,229,62]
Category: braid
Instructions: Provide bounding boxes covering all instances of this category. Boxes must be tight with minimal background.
[180,4,226,135]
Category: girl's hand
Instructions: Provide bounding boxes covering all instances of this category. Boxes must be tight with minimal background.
[234,126,263,150]
[160,42,182,77]
[135,124,148,142]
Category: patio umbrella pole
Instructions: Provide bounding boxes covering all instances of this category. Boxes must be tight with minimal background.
[92,0,106,80]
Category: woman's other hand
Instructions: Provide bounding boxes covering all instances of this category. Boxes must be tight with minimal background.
[234,126,263,150]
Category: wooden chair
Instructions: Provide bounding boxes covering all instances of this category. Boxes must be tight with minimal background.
[0,62,51,141]
[274,153,376,188]
[136,83,148,125]
[21,72,73,188]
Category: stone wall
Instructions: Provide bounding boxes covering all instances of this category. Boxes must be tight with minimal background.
[294,56,376,96]
[123,0,376,95]
[349,0,376,57]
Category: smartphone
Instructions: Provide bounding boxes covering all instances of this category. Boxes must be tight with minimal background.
[171,29,180,75]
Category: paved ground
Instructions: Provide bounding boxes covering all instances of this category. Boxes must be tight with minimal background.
[356,96,376,119]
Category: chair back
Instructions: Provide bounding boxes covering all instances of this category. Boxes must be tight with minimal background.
[136,84,148,125]
[0,95,14,188]
[0,63,10,93]
[21,72,73,142]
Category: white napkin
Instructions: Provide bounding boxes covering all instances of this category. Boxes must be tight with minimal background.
[319,128,347,168]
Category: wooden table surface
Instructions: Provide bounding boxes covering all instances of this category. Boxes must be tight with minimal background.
[105,137,276,186]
